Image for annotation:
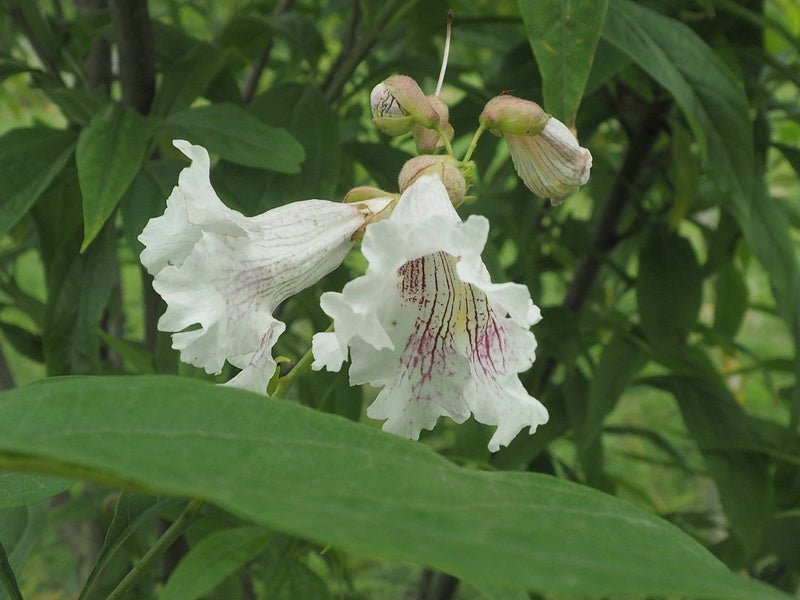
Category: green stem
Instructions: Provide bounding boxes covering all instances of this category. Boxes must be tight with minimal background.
[272,323,335,398]
[437,126,455,157]
[272,343,317,398]
[106,499,203,600]
[461,124,487,163]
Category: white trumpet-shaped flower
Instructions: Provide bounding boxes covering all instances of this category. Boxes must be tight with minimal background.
[312,174,548,451]
[139,140,386,394]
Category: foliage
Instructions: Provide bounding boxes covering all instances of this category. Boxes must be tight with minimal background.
[0,0,798,598]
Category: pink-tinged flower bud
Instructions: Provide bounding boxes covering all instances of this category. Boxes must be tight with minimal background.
[413,95,453,154]
[505,118,592,204]
[480,94,591,203]
[370,75,439,136]
[479,95,548,136]
[398,155,466,206]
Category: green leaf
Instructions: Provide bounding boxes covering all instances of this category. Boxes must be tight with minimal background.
[0,322,42,364]
[0,538,23,600]
[40,86,110,126]
[0,57,38,84]
[41,223,116,375]
[215,84,338,213]
[163,526,271,600]
[0,474,71,510]
[0,505,45,600]
[260,557,331,600]
[776,143,800,177]
[577,333,647,451]
[96,331,154,375]
[0,127,76,234]
[152,44,231,116]
[713,263,748,337]
[76,104,155,251]
[343,142,412,193]
[643,375,772,555]
[163,103,304,174]
[0,376,788,600]
[636,226,703,346]
[742,180,800,426]
[270,13,326,68]
[119,159,183,253]
[80,492,176,600]
[519,0,609,125]
[602,0,753,223]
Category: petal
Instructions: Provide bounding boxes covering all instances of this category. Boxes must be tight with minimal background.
[313,174,548,449]
[462,310,548,452]
[138,140,250,275]
[505,117,592,203]
[140,140,366,393]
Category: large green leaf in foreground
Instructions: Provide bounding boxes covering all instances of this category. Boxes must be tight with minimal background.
[0,377,786,599]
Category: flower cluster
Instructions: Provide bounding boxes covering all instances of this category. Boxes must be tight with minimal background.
[139,72,592,451]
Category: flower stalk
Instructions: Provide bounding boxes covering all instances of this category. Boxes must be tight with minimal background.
[106,499,204,600]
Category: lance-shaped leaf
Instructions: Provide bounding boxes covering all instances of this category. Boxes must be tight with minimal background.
[0,127,75,234]
[519,0,608,125]
[0,538,23,600]
[0,376,789,600]
[0,474,72,510]
[602,0,752,223]
[163,103,304,174]
[162,526,271,600]
[77,104,155,251]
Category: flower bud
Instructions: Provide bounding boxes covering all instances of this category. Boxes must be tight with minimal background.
[480,94,591,203]
[370,75,439,136]
[343,186,393,204]
[344,187,395,242]
[398,155,466,206]
[413,95,453,154]
[479,95,548,136]
[505,117,592,204]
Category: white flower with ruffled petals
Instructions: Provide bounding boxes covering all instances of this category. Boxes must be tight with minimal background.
[312,174,548,451]
[139,140,388,394]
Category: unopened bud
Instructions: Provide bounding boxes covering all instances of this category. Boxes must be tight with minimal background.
[505,117,592,204]
[346,189,395,241]
[479,95,548,136]
[398,155,466,206]
[344,185,393,204]
[370,75,439,136]
[413,95,453,153]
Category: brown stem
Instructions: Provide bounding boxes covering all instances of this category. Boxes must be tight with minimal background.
[563,110,665,312]
[415,568,434,599]
[108,0,159,354]
[76,0,112,92]
[322,0,420,104]
[534,106,666,395]
[320,0,361,95]
[109,0,155,114]
[242,0,296,103]
[431,573,459,600]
